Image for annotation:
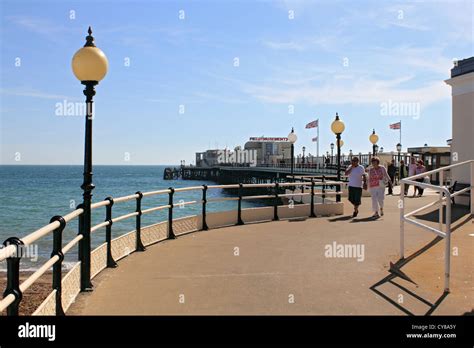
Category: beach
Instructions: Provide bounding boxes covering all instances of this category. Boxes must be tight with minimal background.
[0,272,52,315]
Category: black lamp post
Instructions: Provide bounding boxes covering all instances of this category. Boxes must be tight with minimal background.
[302,146,306,164]
[72,27,108,291]
[331,113,345,181]
[396,142,402,163]
[288,128,297,179]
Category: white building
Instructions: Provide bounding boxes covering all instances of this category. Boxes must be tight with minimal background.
[444,56,474,206]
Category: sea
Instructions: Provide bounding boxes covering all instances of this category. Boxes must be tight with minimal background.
[0,165,264,271]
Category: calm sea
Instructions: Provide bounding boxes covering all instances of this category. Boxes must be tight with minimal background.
[0,165,263,270]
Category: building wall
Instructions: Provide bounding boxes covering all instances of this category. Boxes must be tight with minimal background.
[445,71,474,184]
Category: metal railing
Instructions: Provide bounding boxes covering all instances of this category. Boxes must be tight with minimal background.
[0,180,343,316]
[399,160,473,292]
[218,163,343,175]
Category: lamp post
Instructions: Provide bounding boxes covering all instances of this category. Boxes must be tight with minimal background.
[330,142,334,164]
[72,27,108,291]
[331,113,345,181]
[369,129,379,158]
[302,146,306,164]
[288,128,297,179]
[349,149,353,160]
[396,142,402,164]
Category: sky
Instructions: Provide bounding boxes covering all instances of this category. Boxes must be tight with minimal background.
[0,0,472,165]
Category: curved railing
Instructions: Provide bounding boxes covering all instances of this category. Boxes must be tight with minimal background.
[0,180,343,316]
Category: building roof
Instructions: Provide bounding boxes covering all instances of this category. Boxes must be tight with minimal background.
[451,56,474,78]
[407,146,450,154]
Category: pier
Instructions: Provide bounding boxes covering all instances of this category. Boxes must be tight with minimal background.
[164,164,341,184]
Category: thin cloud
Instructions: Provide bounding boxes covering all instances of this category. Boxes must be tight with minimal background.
[0,88,79,101]
[243,77,449,107]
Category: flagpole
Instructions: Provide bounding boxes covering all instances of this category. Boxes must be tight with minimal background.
[399,120,402,150]
[317,122,319,160]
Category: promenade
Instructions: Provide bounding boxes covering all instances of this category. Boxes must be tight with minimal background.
[69,188,473,316]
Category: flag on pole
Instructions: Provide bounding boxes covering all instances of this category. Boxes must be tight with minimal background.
[305,119,319,129]
[390,122,401,130]
[312,136,318,142]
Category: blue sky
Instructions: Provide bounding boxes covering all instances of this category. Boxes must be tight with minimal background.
[0,0,472,165]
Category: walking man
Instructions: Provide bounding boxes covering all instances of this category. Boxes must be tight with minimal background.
[345,157,366,218]
[387,159,396,195]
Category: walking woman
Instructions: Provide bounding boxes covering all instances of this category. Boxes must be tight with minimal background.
[366,157,392,218]
[414,160,427,197]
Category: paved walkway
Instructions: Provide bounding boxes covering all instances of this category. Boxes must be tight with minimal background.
[70,188,473,315]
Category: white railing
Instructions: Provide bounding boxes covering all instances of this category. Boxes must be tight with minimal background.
[399,159,473,292]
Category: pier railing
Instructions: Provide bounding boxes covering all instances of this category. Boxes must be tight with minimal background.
[0,180,343,316]
[399,159,473,292]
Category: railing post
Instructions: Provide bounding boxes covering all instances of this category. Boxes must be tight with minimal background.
[439,171,444,232]
[77,203,92,291]
[2,237,24,316]
[202,185,209,230]
[322,175,326,204]
[50,215,66,316]
[444,194,452,293]
[168,188,176,239]
[471,161,474,216]
[400,182,405,259]
[105,197,117,268]
[77,204,84,263]
[310,179,316,217]
[273,182,279,221]
[237,183,244,225]
[135,191,146,251]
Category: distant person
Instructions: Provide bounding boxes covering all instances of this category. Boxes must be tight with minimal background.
[387,159,397,195]
[345,157,366,218]
[414,160,427,197]
[366,157,392,219]
[408,157,417,196]
[399,160,408,195]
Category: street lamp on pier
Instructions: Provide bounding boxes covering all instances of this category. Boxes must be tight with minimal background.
[72,27,108,291]
[302,146,306,164]
[331,113,345,181]
[396,143,402,164]
[369,129,379,158]
[288,128,297,180]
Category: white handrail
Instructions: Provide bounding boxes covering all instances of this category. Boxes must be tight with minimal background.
[399,159,473,292]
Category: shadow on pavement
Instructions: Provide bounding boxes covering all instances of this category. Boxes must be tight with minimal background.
[370,236,449,316]
[328,215,353,222]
